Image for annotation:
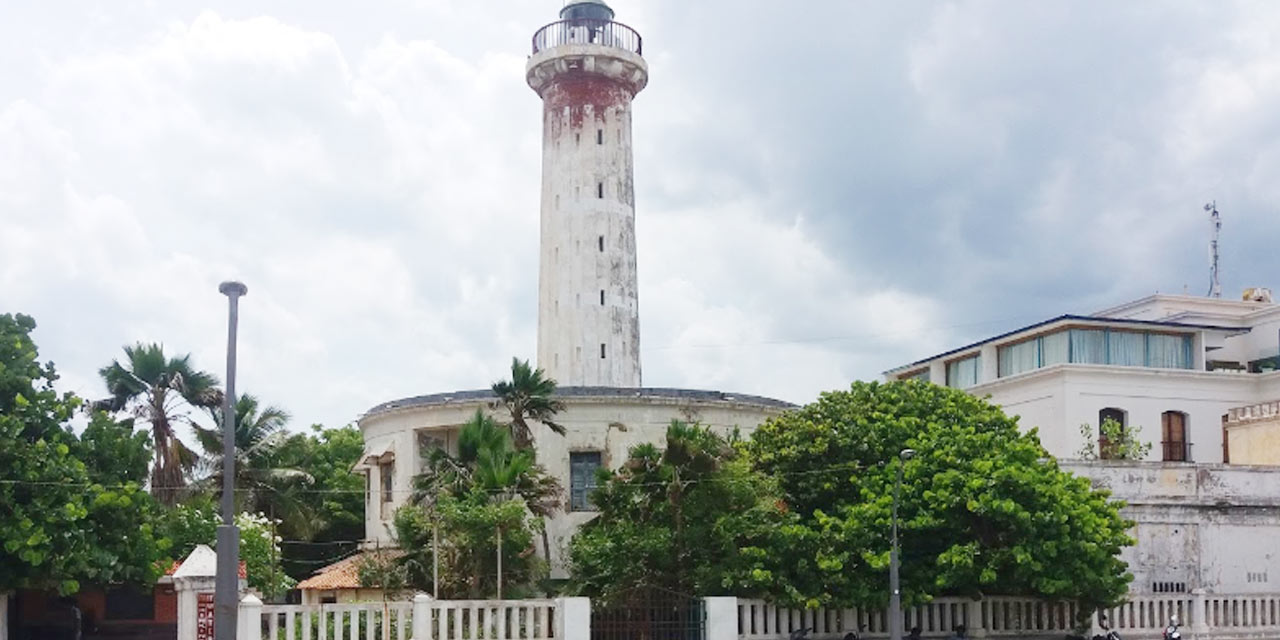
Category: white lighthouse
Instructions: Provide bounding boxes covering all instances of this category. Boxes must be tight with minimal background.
[527,1,648,387]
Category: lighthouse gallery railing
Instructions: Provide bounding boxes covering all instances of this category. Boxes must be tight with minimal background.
[532,19,642,56]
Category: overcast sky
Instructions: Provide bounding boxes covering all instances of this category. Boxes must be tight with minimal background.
[4,1,1280,431]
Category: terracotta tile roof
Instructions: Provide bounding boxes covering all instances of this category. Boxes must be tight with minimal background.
[297,550,403,591]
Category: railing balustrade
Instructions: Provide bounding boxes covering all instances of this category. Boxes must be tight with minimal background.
[245,598,558,640]
[531,19,642,56]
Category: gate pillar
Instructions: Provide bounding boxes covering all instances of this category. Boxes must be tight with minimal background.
[705,597,738,640]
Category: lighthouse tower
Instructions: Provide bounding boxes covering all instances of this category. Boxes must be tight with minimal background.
[527,1,648,387]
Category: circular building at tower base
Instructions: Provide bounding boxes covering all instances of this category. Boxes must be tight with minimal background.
[356,386,794,575]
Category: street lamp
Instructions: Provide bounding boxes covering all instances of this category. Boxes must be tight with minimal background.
[889,448,916,640]
[215,281,247,640]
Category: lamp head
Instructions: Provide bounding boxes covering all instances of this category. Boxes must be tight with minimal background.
[900,449,916,461]
[219,281,248,298]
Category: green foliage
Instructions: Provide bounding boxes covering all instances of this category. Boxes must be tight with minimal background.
[1076,418,1152,461]
[399,409,555,598]
[271,424,366,581]
[568,421,790,603]
[491,357,566,448]
[159,499,295,598]
[0,313,166,594]
[746,381,1134,612]
[96,342,220,505]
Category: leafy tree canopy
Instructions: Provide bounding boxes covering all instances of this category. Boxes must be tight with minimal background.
[160,498,295,598]
[568,421,790,603]
[747,381,1134,611]
[0,313,166,594]
[271,424,366,581]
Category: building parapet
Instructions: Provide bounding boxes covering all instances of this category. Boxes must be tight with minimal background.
[1226,401,1280,425]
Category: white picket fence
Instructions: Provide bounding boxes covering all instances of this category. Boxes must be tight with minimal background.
[739,593,1280,640]
[239,595,565,640]
[224,592,1280,640]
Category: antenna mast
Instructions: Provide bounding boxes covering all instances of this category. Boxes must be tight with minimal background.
[1206,201,1221,298]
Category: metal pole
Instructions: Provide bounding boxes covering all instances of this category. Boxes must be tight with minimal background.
[215,281,247,640]
[496,526,503,600]
[890,449,916,640]
[432,520,440,599]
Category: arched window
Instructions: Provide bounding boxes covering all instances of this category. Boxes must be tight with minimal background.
[1162,411,1189,462]
[1099,408,1127,460]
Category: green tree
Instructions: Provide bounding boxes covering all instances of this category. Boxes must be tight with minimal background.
[271,425,366,581]
[1076,418,1152,461]
[160,499,295,598]
[192,393,311,515]
[0,313,166,595]
[568,421,789,603]
[96,342,220,505]
[747,380,1134,612]
[491,358,566,449]
[402,409,555,597]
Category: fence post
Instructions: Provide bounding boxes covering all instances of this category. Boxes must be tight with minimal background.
[239,594,263,640]
[0,591,9,640]
[705,597,738,640]
[1190,589,1209,639]
[555,597,591,640]
[413,593,432,639]
[967,599,987,638]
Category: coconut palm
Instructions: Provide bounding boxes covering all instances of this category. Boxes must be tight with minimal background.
[413,409,563,562]
[96,343,220,505]
[192,394,312,522]
[491,358,566,449]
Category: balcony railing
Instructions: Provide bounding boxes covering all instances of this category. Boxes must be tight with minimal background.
[1161,440,1193,462]
[532,19,643,56]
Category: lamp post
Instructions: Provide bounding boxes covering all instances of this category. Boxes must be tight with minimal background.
[215,281,247,640]
[889,448,916,640]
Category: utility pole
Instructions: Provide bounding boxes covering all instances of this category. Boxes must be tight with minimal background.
[215,281,247,640]
[889,448,916,640]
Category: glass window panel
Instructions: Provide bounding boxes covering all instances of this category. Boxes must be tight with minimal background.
[1070,329,1107,364]
[1041,331,1069,366]
[570,451,603,511]
[1109,331,1146,366]
[1149,334,1191,369]
[947,355,981,388]
[998,340,1038,377]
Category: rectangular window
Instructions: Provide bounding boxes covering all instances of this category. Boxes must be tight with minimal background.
[601,343,606,359]
[998,339,1038,377]
[1149,334,1191,369]
[1109,331,1145,366]
[597,182,604,199]
[899,368,930,383]
[570,452,603,511]
[597,129,603,145]
[1041,331,1069,366]
[600,289,605,305]
[598,236,604,252]
[380,462,394,503]
[417,433,445,471]
[946,354,981,388]
[1070,329,1107,364]
[1162,411,1189,462]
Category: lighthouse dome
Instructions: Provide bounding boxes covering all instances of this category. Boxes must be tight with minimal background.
[560,1,614,22]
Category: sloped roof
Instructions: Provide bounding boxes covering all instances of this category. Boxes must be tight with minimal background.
[296,550,404,591]
[167,545,247,578]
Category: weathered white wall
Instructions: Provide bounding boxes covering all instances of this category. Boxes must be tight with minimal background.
[1063,461,1280,594]
[976,365,1277,463]
[359,390,788,574]
[527,44,648,388]
[1225,401,1280,464]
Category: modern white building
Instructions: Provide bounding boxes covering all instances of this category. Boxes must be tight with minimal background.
[886,291,1280,594]
[352,1,790,577]
[886,292,1280,463]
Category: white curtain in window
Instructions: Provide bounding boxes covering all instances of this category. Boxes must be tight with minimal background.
[1070,329,1107,364]
[1041,331,1069,366]
[948,355,981,388]
[1149,334,1190,369]
[1109,331,1145,366]
[999,340,1038,377]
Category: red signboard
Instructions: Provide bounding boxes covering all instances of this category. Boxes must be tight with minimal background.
[196,593,215,640]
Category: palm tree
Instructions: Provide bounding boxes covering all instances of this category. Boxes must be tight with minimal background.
[96,343,220,505]
[491,358,566,449]
[413,409,564,573]
[192,394,312,523]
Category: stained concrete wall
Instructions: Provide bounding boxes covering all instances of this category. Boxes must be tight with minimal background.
[1062,461,1280,593]
[359,389,789,575]
[527,43,648,388]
